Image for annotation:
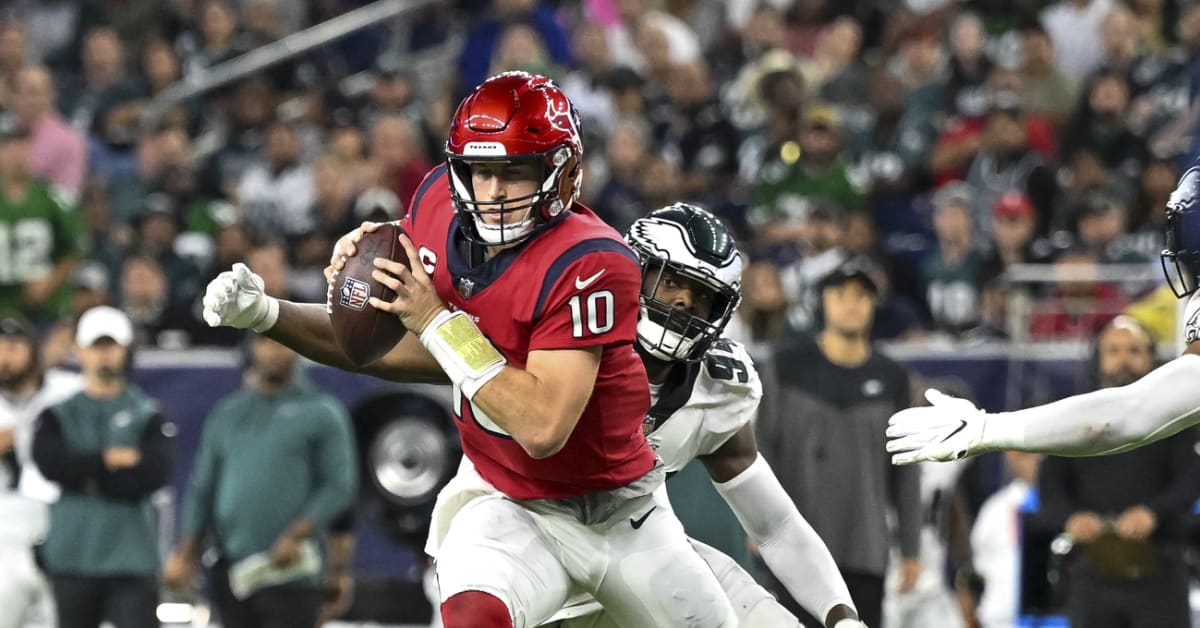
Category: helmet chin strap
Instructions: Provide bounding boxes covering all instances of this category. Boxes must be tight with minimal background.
[472,214,535,245]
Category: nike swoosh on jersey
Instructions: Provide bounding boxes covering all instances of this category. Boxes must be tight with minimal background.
[630,506,656,530]
[575,269,606,290]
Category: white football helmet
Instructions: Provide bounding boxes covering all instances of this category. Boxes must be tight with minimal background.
[626,203,743,362]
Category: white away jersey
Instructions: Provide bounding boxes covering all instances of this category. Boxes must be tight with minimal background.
[645,337,762,473]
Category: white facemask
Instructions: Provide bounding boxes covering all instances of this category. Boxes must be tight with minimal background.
[636,309,698,362]
[472,214,535,245]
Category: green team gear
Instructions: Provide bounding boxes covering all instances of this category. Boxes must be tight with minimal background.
[0,181,86,319]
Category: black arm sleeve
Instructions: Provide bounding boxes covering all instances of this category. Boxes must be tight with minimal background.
[32,409,105,492]
[99,414,174,501]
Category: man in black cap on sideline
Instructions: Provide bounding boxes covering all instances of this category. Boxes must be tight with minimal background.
[756,257,923,628]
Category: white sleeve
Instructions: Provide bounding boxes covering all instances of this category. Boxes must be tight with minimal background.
[984,354,1200,455]
[713,454,856,623]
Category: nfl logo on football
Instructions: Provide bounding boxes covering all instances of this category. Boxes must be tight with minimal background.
[340,277,371,311]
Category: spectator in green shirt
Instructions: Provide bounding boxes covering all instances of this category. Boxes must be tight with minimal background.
[0,123,85,323]
[164,334,357,628]
[750,103,869,244]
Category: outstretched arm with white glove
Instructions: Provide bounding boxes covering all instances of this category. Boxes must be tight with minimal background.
[887,354,1200,463]
[201,230,446,382]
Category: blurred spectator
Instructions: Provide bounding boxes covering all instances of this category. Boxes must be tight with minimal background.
[200,78,275,200]
[849,67,934,199]
[728,259,789,355]
[963,94,1058,233]
[1071,193,1147,263]
[490,22,563,80]
[636,152,683,211]
[180,0,249,80]
[558,22,617,142]
[734,59,805,182]
[131,193,201,308]
[592,117,649,233]
[1052,146,1127,232]
[39,260,114,368]
[1018,23,1079,129]
[7,1,98,74]
[921,185,986,335]
[758,260,922,628]
[1061,71,1144,181]
[12,66,87,199]
[1041,0,1116,81]
[353,66,425,138]
[120,254,196,349]
[600,0,701,74]
[0,124,85,323]
[777,206,850,335]
[981,191,1053,284]
[930,86,1057,189]
[886,26,946,93]
[750,104,868,239]
[0,20,27,113]
[163,335,356,628]
[367,113,431,211]
[457,0,571,97]
[1123,157,1178,259]
[1028,246,1130,338]
[803,17,868,106]
[940,13,993,119]
[1034,317,1199,628]
[663,58,740,202]
[60,27,139,135]
[236,119,315,241]
[33,306,174,628]
[1128,0,1177,54]
[0,311,82,628]
[245,240,291,300]
[967,451,1043,628]
[292,154,359,303]
[77,180,130,277]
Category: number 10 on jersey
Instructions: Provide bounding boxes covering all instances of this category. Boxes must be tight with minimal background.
[568,290,614,338]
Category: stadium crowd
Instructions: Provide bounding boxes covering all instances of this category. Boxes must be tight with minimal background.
[1,0,1197,352]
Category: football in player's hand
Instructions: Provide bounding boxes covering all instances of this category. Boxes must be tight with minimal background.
[329,222,409,366]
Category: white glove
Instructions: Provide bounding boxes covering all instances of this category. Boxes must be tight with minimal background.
[1184,290,1200,345]
[885,389,989,465]
[201,263,279,332]
[833,619,868,628]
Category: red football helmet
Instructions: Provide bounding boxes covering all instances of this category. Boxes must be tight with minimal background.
[445,71,584,245]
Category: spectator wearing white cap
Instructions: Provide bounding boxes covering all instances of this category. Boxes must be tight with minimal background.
[31,306,174,628]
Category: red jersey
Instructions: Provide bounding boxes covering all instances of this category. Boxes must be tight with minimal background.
[402,165,657,499]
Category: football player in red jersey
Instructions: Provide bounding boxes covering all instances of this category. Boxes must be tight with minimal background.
[202,72,739,627]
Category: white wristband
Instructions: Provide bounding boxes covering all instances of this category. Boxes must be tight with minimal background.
[419,309,506,399]
[833,619,868,628]
[253,296,280,333]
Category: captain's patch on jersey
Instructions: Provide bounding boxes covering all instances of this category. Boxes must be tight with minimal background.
[339,277,371,311]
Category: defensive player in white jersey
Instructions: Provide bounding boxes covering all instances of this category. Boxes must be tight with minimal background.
[886,163,1200,463]
[549,204,864,628]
